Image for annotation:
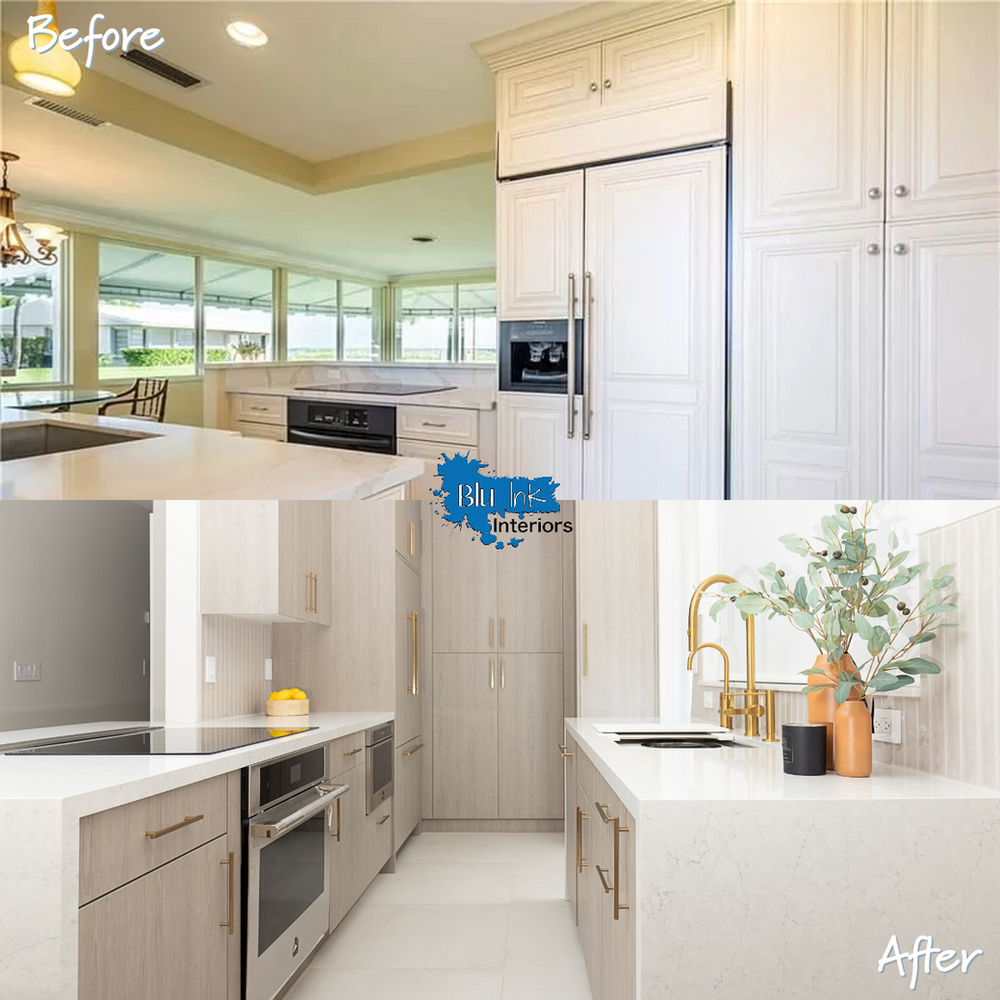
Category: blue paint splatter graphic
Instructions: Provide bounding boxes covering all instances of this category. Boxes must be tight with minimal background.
[433,453,560,548]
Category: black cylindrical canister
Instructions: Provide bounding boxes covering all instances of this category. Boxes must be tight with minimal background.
[782,723,827,776]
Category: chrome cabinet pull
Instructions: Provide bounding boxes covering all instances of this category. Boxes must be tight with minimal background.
[603,78,612,88]
[567,273,577,439]
[421,421,446,428]
[893,184,909,197]
[329,796,342,841]
[866,243,880,255]
[146,814,203,839]
[582,272,594,440]
[893,243,908,255]
[220,851,234,935]
[867,186,882,199]
[589,82,598,92]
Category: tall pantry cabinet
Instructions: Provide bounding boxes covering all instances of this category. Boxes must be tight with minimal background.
[733,0,1000,498]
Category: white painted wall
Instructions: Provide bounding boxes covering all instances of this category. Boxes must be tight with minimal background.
[0,501,150,732]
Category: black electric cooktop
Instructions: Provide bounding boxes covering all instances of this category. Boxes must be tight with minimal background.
[294,382,455,396]
[5,726,316,756]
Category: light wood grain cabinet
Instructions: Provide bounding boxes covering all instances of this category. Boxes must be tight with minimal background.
[431,527,498,653]
[394,499,422,572]
[395,735,425,851]
[200,500,331,625]
[329,758,366,932]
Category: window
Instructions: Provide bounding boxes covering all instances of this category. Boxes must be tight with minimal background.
[342,281,380,361]
[1,257,64,385]
[204,260,274,363]
[287,273,337,360]
[98,244,196,380]
[393,280,496,363]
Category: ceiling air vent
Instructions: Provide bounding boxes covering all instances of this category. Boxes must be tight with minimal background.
[24,96,107,127]
[120,49,203,89]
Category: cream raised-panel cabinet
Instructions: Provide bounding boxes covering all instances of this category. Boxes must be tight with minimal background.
[497,392,583,500]
[79,835,231,1000]
[576,501,657,718]
[497,171,584,319]
[497,45,602,132]
[199,501,331,625]
[734,226,885,499]
[884,216,1000,498]
[888,0,1000,222]
[582,149,726,500]
[736,0,886,233]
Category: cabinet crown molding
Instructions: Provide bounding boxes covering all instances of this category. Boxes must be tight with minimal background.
[474,0,731,71]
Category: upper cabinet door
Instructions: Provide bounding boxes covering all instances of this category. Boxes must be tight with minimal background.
[601,8,727,112]
[497,172,584,320]
[733,226,884,500]
[497,46,602,131]
[582,149,726,500]
[279,501,332,626]
[430,521,498,652]
[888,0,1000,221]
[736,0,886,233]
[884,217,1000,498]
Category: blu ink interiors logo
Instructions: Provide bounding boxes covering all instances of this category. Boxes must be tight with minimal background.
[23,12,165,69]
[878,935,983,991]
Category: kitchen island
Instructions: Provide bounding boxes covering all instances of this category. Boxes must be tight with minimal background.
[0,408,424,499]
[0,712,393,1000]
[565,719,1000,1000]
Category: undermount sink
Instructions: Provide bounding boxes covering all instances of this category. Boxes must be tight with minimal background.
[1,422,156,461]
[617,737,727,749]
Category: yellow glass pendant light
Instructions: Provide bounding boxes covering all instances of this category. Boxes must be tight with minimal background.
[8,1,82,97]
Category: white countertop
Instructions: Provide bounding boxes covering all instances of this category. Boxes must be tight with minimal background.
[0,712,391,818]
[228,384,495,410]
[566,718,1000,819]
[0,408,424,499]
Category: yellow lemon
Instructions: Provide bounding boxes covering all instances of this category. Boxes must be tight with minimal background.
[291,691,307,700]
[270,689,292,701]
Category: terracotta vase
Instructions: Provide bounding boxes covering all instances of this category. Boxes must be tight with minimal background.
[834,700,873,777]
[807,652,860,770]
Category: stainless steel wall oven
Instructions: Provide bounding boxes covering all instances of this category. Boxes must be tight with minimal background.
[365,722,394,814]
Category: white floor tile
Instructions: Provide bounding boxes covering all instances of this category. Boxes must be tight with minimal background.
[396,832,517,864]
[503,901,586,971]
[511,861,568,902]
[364,862,514,905]
[310,902,509,969]
[510,832,566,864]
[502,965,594,1000]
[287,966,504,1000]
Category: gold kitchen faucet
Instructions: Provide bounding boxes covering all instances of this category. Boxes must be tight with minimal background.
[687,574,778,741]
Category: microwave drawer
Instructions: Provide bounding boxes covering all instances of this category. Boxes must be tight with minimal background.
[79,774,228,905]
[397,405,478,445]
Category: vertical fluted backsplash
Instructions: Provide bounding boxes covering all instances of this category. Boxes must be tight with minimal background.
[688,505,1000,791]
[201,616,271,721]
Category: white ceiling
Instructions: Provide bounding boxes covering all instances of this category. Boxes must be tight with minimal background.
[4,0,573,160]
[3,83,498,276]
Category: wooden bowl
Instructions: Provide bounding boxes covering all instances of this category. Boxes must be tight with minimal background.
[265,699,309,717]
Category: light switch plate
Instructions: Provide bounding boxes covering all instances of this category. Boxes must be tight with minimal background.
[205,656,216,684]
[703,691,714,710]
[264,658,273,681]
[873,707,901,744]
[14,661,40,681]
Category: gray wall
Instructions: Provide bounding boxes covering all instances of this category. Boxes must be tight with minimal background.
[0,501,150,733]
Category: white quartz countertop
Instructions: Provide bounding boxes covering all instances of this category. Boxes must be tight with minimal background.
[566,718,1000,819]
[228,384,495,410]
[0,712,391,818]
[0,408,424,499]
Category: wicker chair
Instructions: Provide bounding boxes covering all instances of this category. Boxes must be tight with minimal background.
[97,378,169,422]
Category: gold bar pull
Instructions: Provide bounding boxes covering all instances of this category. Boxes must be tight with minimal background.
[401,743,424,756]
[490,657,495,690]
[595,802,613,825]
[410,521,415,557]
[576,806,588,872]
[559,744,574,758]
[145,814,203,839]
[613,818,629,920]
[343,747,362,757]
[583,623,588,677]
[489,617,494,648]
[376,813,390,826]
[220,851,234,935]
[596,866,613,893]
[407,612,419,694]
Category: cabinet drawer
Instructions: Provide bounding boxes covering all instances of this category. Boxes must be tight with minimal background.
[230,394,286,425]
[80,774,228,905]
[329,731,367,777]
[397,406,478,446]
[235,419,285,441]
[498,46,602,128]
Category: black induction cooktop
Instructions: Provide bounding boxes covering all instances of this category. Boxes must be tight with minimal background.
[294,382,455,396]
[5,727,316,755]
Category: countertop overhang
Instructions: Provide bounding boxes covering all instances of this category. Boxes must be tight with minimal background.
[227,384,496,410]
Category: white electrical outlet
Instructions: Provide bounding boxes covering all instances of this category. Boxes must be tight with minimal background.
[264,658,273,681]
[205,656,216,684]
[873,707,902,744]
[703,691,714,710]
[14,661,40,681]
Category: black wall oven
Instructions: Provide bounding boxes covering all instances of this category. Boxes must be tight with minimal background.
[245,745,348,1000]
[286,399,396,454]
[499,318,584,394]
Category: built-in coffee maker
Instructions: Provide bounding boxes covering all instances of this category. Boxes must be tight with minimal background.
[498,318,584,394]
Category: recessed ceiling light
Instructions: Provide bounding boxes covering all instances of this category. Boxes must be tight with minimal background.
[226,21,269,48]
[411,235,435,244]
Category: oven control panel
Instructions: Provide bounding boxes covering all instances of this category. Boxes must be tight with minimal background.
[306,405,369,430]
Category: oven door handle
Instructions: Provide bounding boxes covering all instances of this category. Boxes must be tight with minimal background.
[287,428,393,451]
[250,783,349,841]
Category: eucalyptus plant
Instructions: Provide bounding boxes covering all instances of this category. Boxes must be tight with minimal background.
[706,502,958,704]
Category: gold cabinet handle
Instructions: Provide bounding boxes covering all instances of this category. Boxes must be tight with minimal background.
[343,747,362,756]
[559,743,574,758]
[410,521,415,557]
[595,802,613,825]
[489,617,494,648]
[145,814,203,839]
[576,807,588,872]
[583,623,588,677]
[219,851,234,935]
[501,658,505,689]
[613,818,629,920]
[501,617,505,648]
[490,657,495,689]
[407,611,419,695]
[401,743,424,756]
[376,813,390,826]
[596,865,613,894]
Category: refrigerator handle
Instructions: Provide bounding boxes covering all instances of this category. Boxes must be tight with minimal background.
[567,273,577,439]
[583,271,594,441]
